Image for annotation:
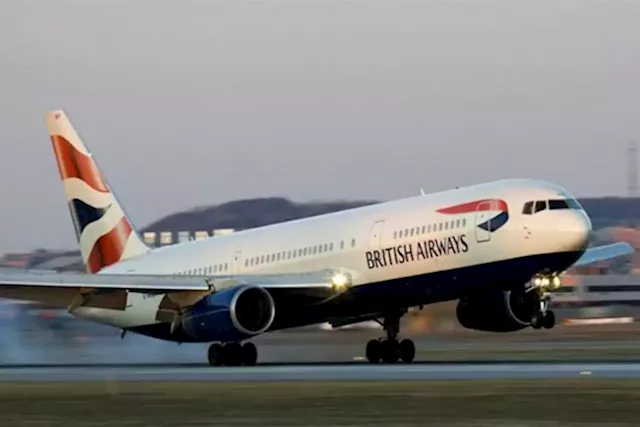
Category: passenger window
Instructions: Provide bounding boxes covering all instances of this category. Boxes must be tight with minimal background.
[421,226,425,234]
[351,239,356,247]
[462,218,466,226]
[427,225,431,233]
[438,223,443,231]
[534,200,546,213]
[393,231,397,239]
[303,248,308,256]
[323,243,328,252]
[522,201,533,215]
[260,255,265,264]
[410,228,415,237]
[329,242,334,251]
[340,241,344,249]
[455,219,461,228]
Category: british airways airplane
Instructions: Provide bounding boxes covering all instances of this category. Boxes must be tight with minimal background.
[0,110,632,366]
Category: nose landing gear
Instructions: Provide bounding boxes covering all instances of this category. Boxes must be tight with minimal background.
[529,274,560,330]
[531,294,556,329]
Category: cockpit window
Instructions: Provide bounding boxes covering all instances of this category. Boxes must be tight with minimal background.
[566,198,582,209]
[548,199,569,210]
[548,198,583,210]
[534,200,546,213]
[523,198,582,215]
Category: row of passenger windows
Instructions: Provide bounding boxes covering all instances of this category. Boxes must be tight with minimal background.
[393,218,467,240]
[177,263,228,276]
[522,198,582,215]
[176,238,360,275]
[245,238,357,267]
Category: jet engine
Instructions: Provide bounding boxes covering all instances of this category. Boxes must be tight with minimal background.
[181,285,275,342]
[456,288,538,332]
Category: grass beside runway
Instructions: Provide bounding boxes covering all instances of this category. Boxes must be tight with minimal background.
[0,380,639,426]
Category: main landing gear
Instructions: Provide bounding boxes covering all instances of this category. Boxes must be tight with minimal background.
[207,342,258,366]
[365,313,416,364]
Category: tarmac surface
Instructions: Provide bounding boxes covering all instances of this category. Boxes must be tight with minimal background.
[0,361,639,382]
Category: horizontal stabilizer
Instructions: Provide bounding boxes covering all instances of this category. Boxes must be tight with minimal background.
[572,242,634,267]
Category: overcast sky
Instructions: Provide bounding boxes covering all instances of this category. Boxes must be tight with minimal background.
[0,0,639,253]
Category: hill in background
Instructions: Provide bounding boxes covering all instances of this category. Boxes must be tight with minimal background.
[143,197,378,232]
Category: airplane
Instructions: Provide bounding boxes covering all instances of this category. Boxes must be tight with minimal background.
[0,110,633,366]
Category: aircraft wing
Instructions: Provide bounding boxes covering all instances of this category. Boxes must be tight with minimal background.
[0,268,346,308]
[572,242,635,267]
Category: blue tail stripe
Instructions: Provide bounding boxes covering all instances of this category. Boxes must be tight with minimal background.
[68,199,110,234]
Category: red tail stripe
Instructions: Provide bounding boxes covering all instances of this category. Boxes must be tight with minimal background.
[436,199,508,215]
[50,135,110,193]
[87,217,133,273]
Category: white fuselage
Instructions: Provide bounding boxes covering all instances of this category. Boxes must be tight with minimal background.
[73,178,592,333]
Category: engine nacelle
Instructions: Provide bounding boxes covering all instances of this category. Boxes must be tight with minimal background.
[456,288,538,332]
[181,285,275,342]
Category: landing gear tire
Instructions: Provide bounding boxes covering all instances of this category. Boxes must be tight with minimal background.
[241,342,258,366]
[399,339,416,363]
[366,339,381,363]
[208,343,223,366]
[207,342,258,367]
[531,312,544,330]
[542,310,556,329]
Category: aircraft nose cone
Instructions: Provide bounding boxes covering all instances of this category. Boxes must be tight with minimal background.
[563,212,591,252]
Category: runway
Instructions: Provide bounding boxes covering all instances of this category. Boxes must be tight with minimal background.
[1,361,640,382]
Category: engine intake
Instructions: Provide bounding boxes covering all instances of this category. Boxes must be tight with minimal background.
[456,288,538,332]
[181,285,275,342]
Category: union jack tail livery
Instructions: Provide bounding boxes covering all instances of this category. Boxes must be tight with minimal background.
[45,110,150,273]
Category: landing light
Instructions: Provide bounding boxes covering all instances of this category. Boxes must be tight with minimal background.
[331,272,351,290]
[552,276,562,289]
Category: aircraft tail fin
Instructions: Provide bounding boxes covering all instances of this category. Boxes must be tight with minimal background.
[45,110,150,273]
